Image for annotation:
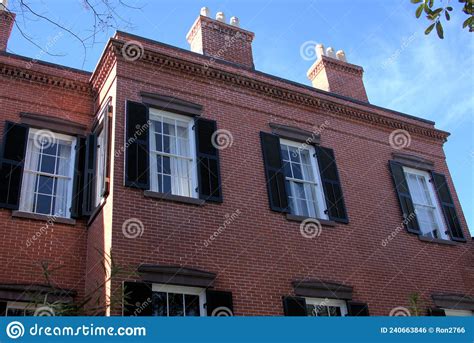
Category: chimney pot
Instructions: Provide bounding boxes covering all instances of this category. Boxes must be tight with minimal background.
[336,50,346,62]
[200,7,210,17]
[230,16,240,27]
[0,0,8,9]
[0,1,15,51]
[326,47,335,58]
[316,44,325,59]
[216,11,225,22]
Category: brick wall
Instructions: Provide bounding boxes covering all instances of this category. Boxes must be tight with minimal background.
[104,39,472,315]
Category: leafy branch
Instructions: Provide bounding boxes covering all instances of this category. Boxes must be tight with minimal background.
[411,0,473,39]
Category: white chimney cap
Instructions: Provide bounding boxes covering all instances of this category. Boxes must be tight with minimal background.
[230,16,240,27]
[326,47,335,58]
[0,0,8,9]
[200,7,210,17]
[336,50,347,62]
[216,11,225,22]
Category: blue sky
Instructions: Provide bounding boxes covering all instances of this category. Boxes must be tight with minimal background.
[6,0,473,234]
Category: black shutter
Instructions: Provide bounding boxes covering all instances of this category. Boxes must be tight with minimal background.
[195,118,223,202]
[347,301,370,316]
[282,296,307,316]
[82,134,96,216]
[0,122,29,210]
[388,161,421,234]
[427,308,445,316]
[0,301,6,316]
[123,281,153,316]
[71,136,86,218]
[206,290,233,316]
[125,101,149,189]
[315,146,348,223]
[260,132,289,212]
[431,172,465,242]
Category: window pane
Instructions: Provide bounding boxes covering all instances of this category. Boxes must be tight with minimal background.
[35,194,52,214]
[291,163,303,180]
[152,292,167,316]
[307,305,316,316]
[37,175,54,195]
[40,155,56,174]
[280,147,289,162]
[163,175,171,194]
[168,293,184,316]
[42,142,57,156]
[163,119,176,136]
[162,157,171,175]
[289,147,299,162]
[185,294,200,316]
[155,133,163,152]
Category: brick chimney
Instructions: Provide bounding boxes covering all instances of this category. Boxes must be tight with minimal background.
[0,0,15,51]
[186,7,255,69]
[307,44,368,102]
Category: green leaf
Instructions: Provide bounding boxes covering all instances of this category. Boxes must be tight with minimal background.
[410,0,422,3]
[446,6,453,11]
[429,0,434,7]
[416,4,424,17]
[425,23,436,34]
[463,16,473,29]
[445,10,450,20]
[436,21,444,38]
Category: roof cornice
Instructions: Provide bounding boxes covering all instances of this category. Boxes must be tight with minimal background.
[101,38,448,142]
[0,60,92,95]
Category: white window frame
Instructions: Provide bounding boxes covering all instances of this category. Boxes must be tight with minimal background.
[5,302,37,316]
[151,284,206,317]
[305,297,348,317]
[19,129,77,218]
[403,167,448,240]
[148,108,198,198]
[94,105,108,208]
[444,309,473,316]
[280,139,328,220]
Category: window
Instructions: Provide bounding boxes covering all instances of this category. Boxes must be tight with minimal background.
[149,109,197,198]
[280,139,327,219]
[19,129,76,218]
[403,167,448,240]
[305,298,348,317]
[444,309,473,316]
[151,284,206,316]
[5,302,36,316]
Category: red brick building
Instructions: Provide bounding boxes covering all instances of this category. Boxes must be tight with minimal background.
[0,6,472,317]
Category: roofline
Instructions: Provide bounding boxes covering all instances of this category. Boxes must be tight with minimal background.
[116,30,436,126]
[0,51,92,75]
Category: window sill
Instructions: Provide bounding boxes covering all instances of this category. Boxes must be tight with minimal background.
[418,235,459,246]
[12,211,76,225]
[286,214,336,227]
[144,191,205,206]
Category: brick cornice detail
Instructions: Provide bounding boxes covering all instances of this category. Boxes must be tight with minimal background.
[105,39,448,142]
[0,62,93,95]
